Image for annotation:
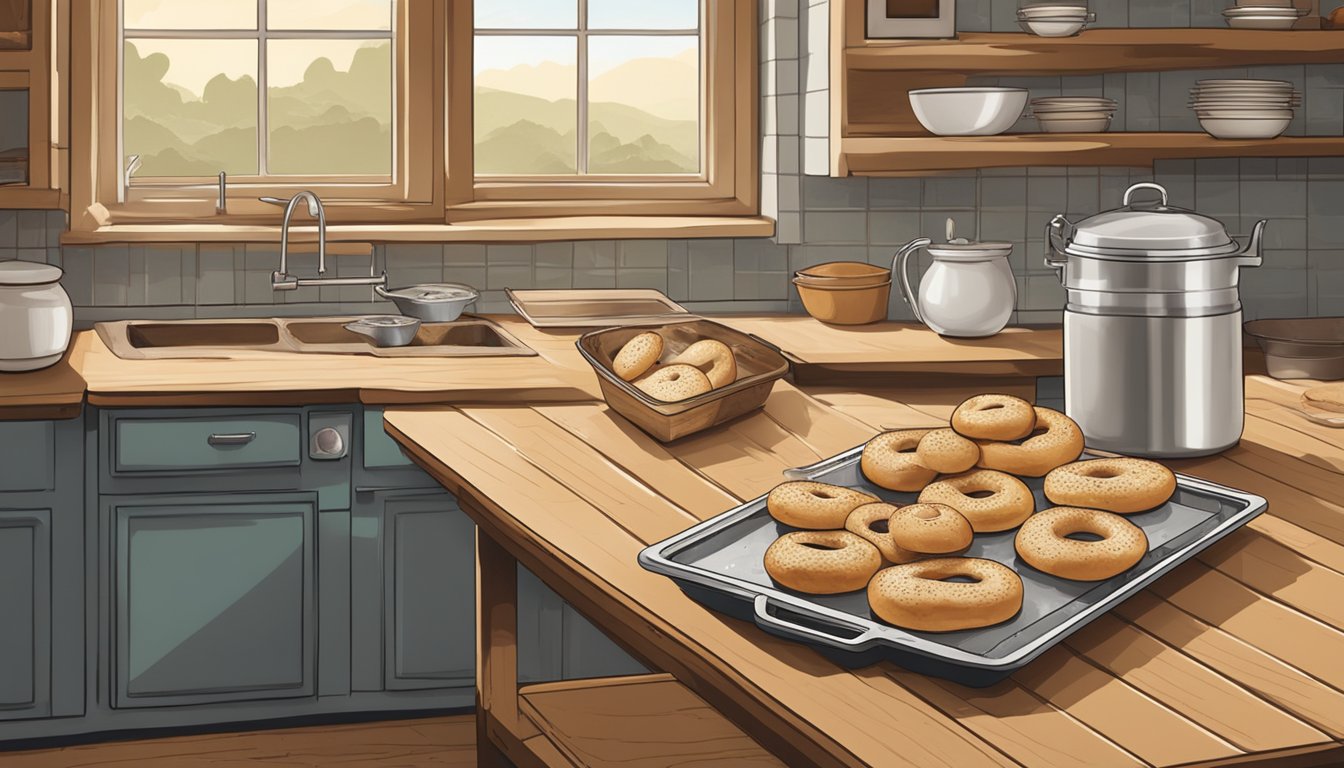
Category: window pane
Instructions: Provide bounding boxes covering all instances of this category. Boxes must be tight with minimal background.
[268,40,392,176]
[475,0,577,30]
[268,0,392,31]
[0,90,27,185]
[588,36,699,174]
[123,39,258,176]
[587,0,698,30]
[123,0,257,30]
[475,36,577,175]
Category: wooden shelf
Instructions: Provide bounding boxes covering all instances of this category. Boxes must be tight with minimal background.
[515,673,782,767]
[846,29,1344,76]
[839,134,1344,175]
[0,186,61,209]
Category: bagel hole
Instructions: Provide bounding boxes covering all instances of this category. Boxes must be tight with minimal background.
[939,575,981,584]
[1027,427,1049,439]
[1082,467,1123,479]
[1065,531,1105,542]
[800,542,842,551]
[810,490,835,500]
[867,519,890,534]
[914,507,940,520]
[979,404,1005,411]
[965,490,996,499]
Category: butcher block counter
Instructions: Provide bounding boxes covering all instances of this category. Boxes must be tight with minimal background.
[386,372,1344,768]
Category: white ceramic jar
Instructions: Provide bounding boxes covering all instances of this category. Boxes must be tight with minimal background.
[893,238,1017,338]
[0,261,73,371]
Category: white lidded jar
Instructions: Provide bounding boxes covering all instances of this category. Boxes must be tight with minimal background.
[893,225,1017,338]
[0,261,73,372]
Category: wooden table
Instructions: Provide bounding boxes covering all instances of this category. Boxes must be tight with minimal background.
[0,346,85,420]
[386,372,1344,768]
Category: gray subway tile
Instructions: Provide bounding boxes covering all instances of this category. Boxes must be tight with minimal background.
[804,211,867,244]
[687,239,735,301]
[617,240,668,269]
[93,245,130,306]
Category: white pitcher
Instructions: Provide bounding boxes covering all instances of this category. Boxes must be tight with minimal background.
[893,229,1017,338]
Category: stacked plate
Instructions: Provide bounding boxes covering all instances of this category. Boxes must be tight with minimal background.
[1030,96,1118,133]
[1223,2,1308,29]
[1189,79,1301,139]
[1017,3,1095,37]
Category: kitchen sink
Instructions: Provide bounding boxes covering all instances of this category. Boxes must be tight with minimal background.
[97,317,535,360]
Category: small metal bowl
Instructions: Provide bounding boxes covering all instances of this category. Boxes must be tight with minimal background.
[344,315,422,348]
[376,283,479,322]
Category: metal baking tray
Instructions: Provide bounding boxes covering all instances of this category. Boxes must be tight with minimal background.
[506,288,692,328]
[639,443,1268,686]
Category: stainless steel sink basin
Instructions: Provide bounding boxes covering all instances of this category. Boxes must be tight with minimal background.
[97,317,536,360]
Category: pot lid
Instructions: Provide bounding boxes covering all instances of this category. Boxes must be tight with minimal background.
[1067,182,1234,253]
[926,217,1013,260]
[0,260,63,286]
[382,283,478,303]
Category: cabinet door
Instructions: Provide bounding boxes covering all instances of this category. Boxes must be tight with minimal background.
[352,489,474,692]
[107,493,315,708]
[0,509,50,720]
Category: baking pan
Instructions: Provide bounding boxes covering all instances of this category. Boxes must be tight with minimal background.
[639,444,1267,686]
[507,288,692,328]
[1245,317,1344,380]
[576,319,790,443]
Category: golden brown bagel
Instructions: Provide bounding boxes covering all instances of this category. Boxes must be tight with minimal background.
[861,430,938,492]
[764,530,882,594]
[1014,507,1148,581]
[1044,458,1176,514]
[977,407,1085,477]
[868,558,1023,632]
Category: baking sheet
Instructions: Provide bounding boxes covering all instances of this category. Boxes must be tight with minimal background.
[639,444,1267,684]
[506,288,691,328]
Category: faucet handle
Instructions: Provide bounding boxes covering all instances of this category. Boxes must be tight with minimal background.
[259,194,322,217]
[272,271,299,291]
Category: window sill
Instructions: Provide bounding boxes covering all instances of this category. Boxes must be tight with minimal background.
[61,215,776,245]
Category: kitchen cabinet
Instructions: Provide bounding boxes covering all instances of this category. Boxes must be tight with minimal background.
[103,492,316,709]
[0,418,83,722]
[0,0,58,208]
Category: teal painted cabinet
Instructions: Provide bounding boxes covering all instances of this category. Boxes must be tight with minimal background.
[0,419,83,722]
[103,493,316,708]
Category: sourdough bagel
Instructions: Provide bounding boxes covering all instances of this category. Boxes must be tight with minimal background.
[1303,384,1344,414]
[868,558,1023,632]
[1044,458,1176,514]
[764,530,882,594]
[978,407,1085,477]
[634,364,712,402]
[861,430,938,492]
[844,502,921,564]
[916,429,980,474]
[951,394,1036,441]
[917,469,1035,533]
[767,481,879,530]
[1014,506,1148,581]
[612,332,663,381]
[670,339,738,388]
[887,503,973,555]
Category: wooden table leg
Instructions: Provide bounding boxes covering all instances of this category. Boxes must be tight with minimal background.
[476,528,520,768]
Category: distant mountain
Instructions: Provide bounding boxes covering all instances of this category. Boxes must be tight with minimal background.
[476,48,698,122]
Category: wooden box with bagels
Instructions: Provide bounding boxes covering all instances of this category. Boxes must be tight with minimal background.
[639,392,1268,686]
[576,319,791,442]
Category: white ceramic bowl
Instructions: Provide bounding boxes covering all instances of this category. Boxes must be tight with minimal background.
[1019,18,1088,36]
[1199,116,1292,139]
[1226,16,1299,28]
[1036,116,1112,132]
[909,87,1028,136]
[1018,4,1090,16]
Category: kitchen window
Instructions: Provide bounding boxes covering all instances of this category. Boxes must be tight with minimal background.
[70,0,756,232]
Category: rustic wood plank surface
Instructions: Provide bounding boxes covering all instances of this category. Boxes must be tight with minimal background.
[0,343,84,420]
[385,371,1344,768]
[517,674,784,768]
[1,715,478,767]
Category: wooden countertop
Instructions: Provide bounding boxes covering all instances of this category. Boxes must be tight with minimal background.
[386,375,1344,768]
[0,346,86,420]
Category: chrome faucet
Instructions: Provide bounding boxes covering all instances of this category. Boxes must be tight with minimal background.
[264,192,387,292]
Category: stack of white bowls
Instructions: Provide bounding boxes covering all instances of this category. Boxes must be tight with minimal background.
[1223,0,1308,29]
[1030,96,1118,132]
[1189,79,1301,139]
[1017,3,1095,36]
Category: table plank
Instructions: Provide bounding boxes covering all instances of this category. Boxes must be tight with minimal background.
[386,409,1020,768]
[1148,562,1344,693]
[1114,592,1344,739]
[1013,646,1239,766]
[1196,532,1344,631]
[759,383,875,459]
[662,411,827,501]
[532,402,739,519]
[1166,457,1344,549]
[1065,614,1329,752]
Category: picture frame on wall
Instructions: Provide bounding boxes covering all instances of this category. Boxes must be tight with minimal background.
[867,0,956,38]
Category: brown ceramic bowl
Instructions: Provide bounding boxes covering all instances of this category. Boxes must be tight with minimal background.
[793,278,891,326]
[794,261,892,288]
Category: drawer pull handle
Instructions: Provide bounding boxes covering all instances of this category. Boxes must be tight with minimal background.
[208,432,257,447]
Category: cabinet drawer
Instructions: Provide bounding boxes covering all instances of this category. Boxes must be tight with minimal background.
[112,414,302,474]
[363,409,413,469]
[0,422,54,492]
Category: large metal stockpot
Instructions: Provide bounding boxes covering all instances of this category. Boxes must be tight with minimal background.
[1046,182,1265,457]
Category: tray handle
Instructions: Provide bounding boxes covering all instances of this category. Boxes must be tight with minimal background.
[752,594,878,649]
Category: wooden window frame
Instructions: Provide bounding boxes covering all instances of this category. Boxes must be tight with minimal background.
[69,0,757,233]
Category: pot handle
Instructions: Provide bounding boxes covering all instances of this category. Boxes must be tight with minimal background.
[1044,214,1071,278]
[893,238,931,324]
[1234,219,1267,268]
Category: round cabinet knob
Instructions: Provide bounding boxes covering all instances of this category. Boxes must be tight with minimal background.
[313,427,345,457]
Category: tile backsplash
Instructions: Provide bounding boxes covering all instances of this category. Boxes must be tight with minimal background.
[4,0,1343,326]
